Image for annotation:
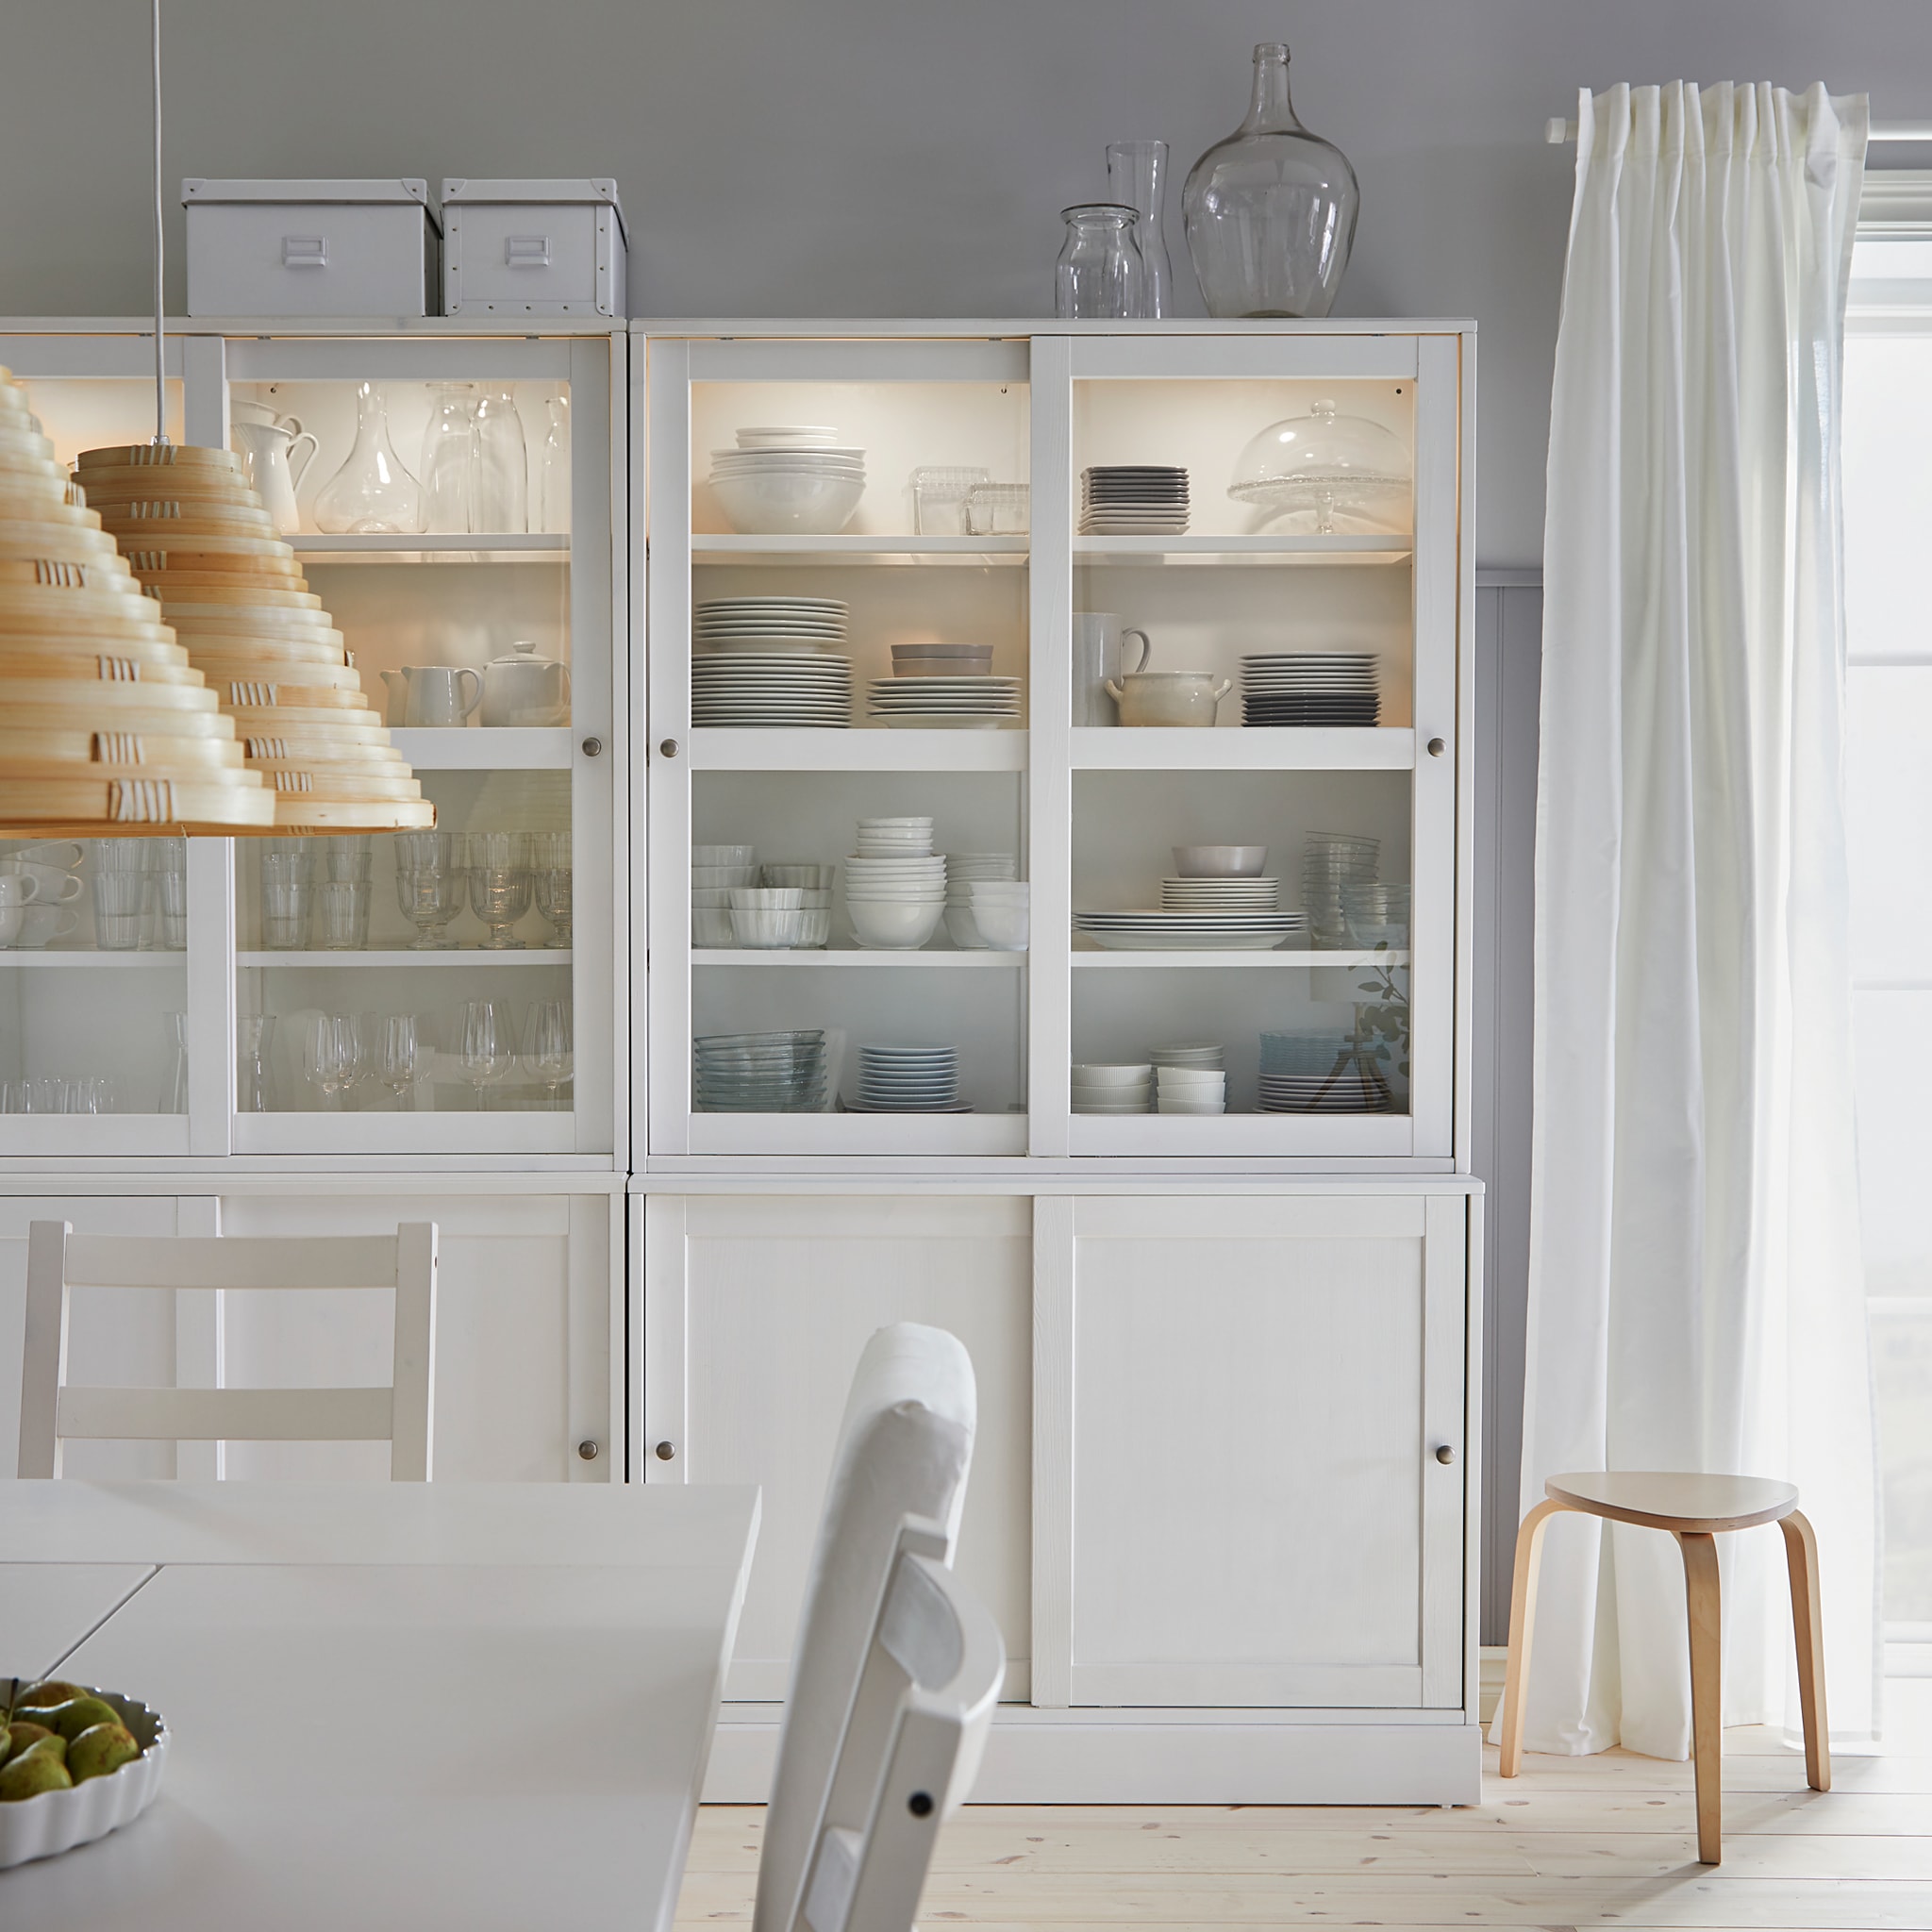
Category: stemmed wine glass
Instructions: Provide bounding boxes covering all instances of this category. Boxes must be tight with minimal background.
[394,831,467,949]
[523,1000,574,1111]
[468,831,533,950]
[459,999,514,1111]
[376,1014,423,1111]
[304,1012,363,1111]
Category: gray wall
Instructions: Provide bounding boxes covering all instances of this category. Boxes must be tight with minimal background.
[5,0,1931,564]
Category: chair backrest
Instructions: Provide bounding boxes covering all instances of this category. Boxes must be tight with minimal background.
[791,1519,1005,1932]
[753,1323,977,1932]
[17,1219,437,1481]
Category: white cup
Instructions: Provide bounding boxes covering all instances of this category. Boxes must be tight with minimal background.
[9,841,82,870]
[14,905,79,948]
[1,861,81,905]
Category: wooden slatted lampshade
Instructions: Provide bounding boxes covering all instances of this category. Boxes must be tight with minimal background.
[77,441,435,833]
[0,366,275,837]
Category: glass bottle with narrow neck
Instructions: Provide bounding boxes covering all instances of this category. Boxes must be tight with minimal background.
[1182,42,1359,319]
[312,381,425,534]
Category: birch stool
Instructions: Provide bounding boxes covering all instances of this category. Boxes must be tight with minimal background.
[1498,1473,1829,1864]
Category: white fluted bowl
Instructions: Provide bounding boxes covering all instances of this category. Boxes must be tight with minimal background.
[0,1688,170,1869]
[711,471,865,535]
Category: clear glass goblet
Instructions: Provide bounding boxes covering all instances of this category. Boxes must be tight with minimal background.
[523,999,573,1111]
[459,998,514,1111]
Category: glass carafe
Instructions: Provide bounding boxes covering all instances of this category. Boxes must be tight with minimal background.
[1106,142,1173,318]
[158,1012,190,1114]
[538,391,571,532]
[1055,204,1143,320]
[475,387,528,533]
[421,383,483,534]
[1182,42,1358,319]
[239,1013,277,1112]
[313,381,425,533]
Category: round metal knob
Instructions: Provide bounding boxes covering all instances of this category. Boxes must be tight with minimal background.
[581,736,604,758]
[655,1440,676,1461]
[1426,737,1446,758]
[659,738,679,758]
[1436,1443,1457,1465]
[577,1439,600,1461]
[907,1790,935,1818]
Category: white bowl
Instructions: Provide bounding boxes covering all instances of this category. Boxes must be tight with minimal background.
[1074,1100,1153,1114]
[1071,1063,1154,1086]
[692,909,738,947]
[0,1687,169,1870]
[692,864,759,888]
[944,904,988,949]
[1157,1067,1227,1089]
[1172,845,1267,878]
[970,901,1028,951]
[711,471,864,536]
[692,844,755,866]
[848,899,944,949]
[857,816,934,828]
[729,887,806,910]
[731,908,809,948]
[762,863,837,889]
[691,888,738,908]
[1074,1084,1152,1103]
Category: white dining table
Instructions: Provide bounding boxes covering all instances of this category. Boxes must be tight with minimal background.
[0,1480,761,1930]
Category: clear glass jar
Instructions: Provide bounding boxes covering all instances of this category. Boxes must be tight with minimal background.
[1055,204,1143,321]
[312,381,425,534]
[1106,142,1173,319]
[1182,42,1358,319]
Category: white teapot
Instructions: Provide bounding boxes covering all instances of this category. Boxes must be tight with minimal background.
[480,641,571,727]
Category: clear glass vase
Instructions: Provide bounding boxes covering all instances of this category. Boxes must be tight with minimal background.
[1106,142,1173,319]
[538,390,572,532]
[239,1013,277,1113]
[1182,42,1358,319]
[475,387,528,533]
[1055,204,1143,321]
[158,1011,190,1114]
[421,383,483,534]
[313,381,425,534]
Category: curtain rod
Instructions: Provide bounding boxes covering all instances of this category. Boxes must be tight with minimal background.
[1546,116,1932,143]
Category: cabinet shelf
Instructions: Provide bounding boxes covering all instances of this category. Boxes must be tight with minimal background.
[1072,727,1415,771]
[388,727,575,770]
[692,536,1027,568]
[238,949,572,968]
[1067,1114,1413,1157]
[1070,949,1409,969]
[1074,534,1412,567]
[289,533,568,563]
[0,951,181,968]
[693,949,1024,968]
[690,728,1027,772]
[689,1112,1028,1157]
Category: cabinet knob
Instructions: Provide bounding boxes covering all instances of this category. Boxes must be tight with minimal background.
[655,1440,676,1461]
[1435,1443,1457,1465]
[659,738,679,759]
[1426,737,1446,758]
[577,1439,600,1461]
[581,736,604,758]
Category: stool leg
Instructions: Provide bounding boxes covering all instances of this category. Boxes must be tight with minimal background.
[1677,1530,1724,1864]
[1498,1498,1569,1777]
[1780,1508,1831,1792]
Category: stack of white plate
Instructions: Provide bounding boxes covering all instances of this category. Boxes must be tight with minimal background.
[856,816,934,857]
[1072,908,1308,951]
[1257,1029,1396,1113]
[1159,875,1280,913]
[1151,1041,1225,1073]
[708,428,867,535]
[866,675,1022,729]
[846,820,945,949]
[1241,653,1381,727]
[696,596,849,656]
[1079,465,1191,535]
[1072,1063,1153,1114]
[847,1043,969,1113]
[1156,1065,1227,1115]
[691,654,853,728]
[944,851,1019,949]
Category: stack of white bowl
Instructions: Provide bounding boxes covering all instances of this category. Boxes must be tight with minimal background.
[709,426,867,536]
[1156,1065,1227,1114]
[966,880,1028,952]
[692,843,756,948]
[844,818,946,950]
[1150,1041,1226,1089]
[943,852,1019,948]
[1072,1063,1153,1114]
[758,861,835,949]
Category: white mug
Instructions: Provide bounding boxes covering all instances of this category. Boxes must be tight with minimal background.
[9,841,82,869]
[0,860,82,904]
[13,905,79,948]
[1073,613,1153,726]
[403,666,483,728]
[0,874,41,912]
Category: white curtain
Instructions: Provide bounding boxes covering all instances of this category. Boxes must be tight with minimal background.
[1507,81,1881,1757]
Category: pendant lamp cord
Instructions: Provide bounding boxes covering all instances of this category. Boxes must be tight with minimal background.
[151,0,169,446]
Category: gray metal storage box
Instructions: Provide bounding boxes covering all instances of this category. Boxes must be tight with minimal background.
[441,178,627,317]
[182,179,441,317]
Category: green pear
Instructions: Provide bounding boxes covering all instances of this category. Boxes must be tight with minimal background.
[0,1740,73,1800]
[66,1722,139,1783]
[0,1729,10,1771]
[16,1680,84,1710]
[30,1695,123,1741]
[5,1722,58,1757]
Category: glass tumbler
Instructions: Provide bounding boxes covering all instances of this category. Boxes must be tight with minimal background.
[260,849,315,951]
[314,835,374,882]
[532,831,573,948]
[154,837,189,950]
[90,839,150,951]
[315,880,373,951]
[468,831,532,949]
[393,830,466,949]
[1055,204,1142,320]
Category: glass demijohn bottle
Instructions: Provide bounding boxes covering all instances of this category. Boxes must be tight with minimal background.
[312,381,425,534]
[1182,42,1359,319]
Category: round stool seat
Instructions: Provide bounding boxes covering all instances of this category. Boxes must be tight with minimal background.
[1546,1471,1799,1535]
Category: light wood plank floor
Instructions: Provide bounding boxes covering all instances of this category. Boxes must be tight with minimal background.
[677,1682,1932,1930]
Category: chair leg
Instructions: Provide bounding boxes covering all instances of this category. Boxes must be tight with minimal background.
[1780,1508,1831,1793]
[1677,1530,1724,1864]
[1498,1498,1569,1777]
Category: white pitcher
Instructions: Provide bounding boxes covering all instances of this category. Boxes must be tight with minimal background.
[231,418,318,534]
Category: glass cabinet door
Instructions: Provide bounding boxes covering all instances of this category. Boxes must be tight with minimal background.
[217,335,621,1155]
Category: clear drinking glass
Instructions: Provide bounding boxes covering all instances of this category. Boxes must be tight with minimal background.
[313,381,425,534]
[158,1012,190,1114]
[523,1000,574,1110]
[314,880,373,951]
[421,383,483,534]
[1055,204,1142,320]
[531,830,573,948]
[260,847,315,951]
[376,1013,423,1110]
[314,835,374,882]
[239,1013,277,1112]
[1107,142,1173,318]
[90,840,150,951]
[475,388,528,533]
[538,390,571,532]
[459,998,515,1111]
[468,831,532,949]
[393,830,467,949]
[303,1012,364,1110]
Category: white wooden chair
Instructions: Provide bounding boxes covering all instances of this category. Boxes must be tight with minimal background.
[17,1219,438,1481]
[754,1322,984,1932]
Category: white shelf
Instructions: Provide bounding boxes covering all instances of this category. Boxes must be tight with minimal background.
[693,949,1024,968]
[1074,534,1412,567]
[1067,1114,1413,1157]
[389,727,574,770]
[689,1112,1028,1157]
[289,532,568,562]
[692,536,1027,568]
[238,949,572,968]
[0,950,181,967]
[690,728,1027,772]
[1071,949,1409,969]
[1072,727,1415,771]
